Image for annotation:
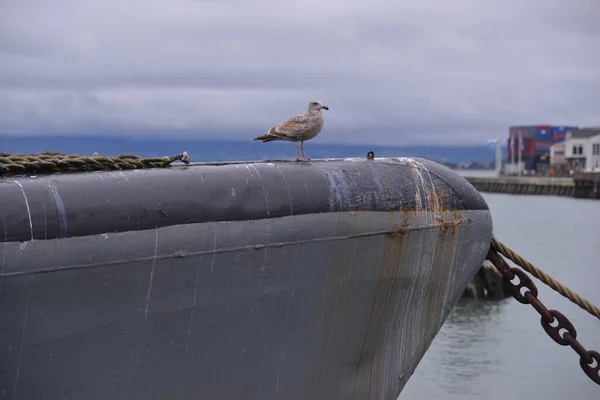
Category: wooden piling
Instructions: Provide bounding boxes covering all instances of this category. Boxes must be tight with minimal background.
[573,173,600,199]
[462,260,509,300]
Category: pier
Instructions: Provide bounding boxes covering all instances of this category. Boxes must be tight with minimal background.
[465,174,600,199]
[573,172,600,199]
[465,176,575,196]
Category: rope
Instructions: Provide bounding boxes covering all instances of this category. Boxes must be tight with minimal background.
[0,151,190,177]
[491,237,600,321]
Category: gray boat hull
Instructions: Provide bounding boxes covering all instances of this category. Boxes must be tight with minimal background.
[0,157,493,399]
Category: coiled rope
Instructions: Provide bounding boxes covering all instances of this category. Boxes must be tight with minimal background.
[0,151,190,176]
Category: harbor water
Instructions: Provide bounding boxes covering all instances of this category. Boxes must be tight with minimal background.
[399,191,600,399]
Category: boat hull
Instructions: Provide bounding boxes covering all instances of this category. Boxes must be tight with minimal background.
[0,157,493,399]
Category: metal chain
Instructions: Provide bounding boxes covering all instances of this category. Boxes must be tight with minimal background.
[491,237,600,320]
[486,249,600,385]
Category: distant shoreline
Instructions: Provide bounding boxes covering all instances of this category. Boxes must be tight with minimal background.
[0,136,502,166]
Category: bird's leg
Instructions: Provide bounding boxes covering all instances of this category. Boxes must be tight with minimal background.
[296,141,308,162]
[295,142,300,160]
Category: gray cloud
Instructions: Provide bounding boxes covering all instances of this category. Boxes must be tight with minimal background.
[1,0,599,145]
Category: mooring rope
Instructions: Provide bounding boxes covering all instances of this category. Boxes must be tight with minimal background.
[491,237,600,321]
[0,151,190,176]
[487,237,600,385]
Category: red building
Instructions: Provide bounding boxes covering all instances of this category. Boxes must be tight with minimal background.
[507,125,578,172]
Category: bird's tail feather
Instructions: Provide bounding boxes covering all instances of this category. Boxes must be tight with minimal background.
[254,129,282,143]
[254,134,270,141]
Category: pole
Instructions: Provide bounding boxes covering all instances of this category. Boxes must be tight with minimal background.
[495,137,502,177]
[511,134,515,174]
[518,131,522,177]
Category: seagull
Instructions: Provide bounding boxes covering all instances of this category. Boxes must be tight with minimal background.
[254,100,329,161]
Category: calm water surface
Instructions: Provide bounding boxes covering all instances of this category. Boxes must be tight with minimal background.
[400,193,600,400]
[453,169,499,178]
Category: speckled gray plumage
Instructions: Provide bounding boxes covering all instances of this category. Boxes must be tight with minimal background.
[254,101,329,143]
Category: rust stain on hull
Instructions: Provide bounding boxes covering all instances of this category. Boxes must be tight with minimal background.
[420,212,461,354]
[354,217,408,399]
[352,208,475,398]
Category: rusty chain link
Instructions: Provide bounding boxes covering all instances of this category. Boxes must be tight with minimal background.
[486,248,600,386]
[491,237,600,320]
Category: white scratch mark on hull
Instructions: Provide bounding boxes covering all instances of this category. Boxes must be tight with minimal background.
[13,285,31,399]
[248,165,271,215]
[275,165,294,216]
[118,171,130,183]
[210,228,217,273]
[180,229,208,399]
[13,181,33,241]
[144,230,159,319]
[0,217,6,293]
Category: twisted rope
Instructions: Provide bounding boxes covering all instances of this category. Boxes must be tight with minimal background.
[0,151,190,176]
[491,237,600,321]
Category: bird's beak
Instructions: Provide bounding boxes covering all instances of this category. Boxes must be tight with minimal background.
[322,105,329,110]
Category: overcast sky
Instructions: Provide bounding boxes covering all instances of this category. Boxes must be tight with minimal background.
[1,0,598,145]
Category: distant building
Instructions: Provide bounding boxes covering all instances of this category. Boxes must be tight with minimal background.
[550,142,567,174]
[507,125,578,173]
[564,128,600,172]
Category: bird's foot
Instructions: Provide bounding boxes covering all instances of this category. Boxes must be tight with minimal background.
[296,157,309,162]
